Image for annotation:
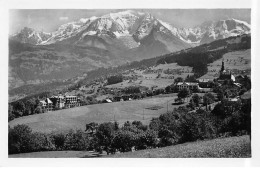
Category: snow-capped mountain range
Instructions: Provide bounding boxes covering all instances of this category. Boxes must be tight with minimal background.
[9,10,251,96]
[10,10,251,49]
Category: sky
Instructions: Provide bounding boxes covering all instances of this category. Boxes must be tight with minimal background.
[9,9,251,34]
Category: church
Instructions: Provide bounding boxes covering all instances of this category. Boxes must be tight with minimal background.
[218,60,235,82]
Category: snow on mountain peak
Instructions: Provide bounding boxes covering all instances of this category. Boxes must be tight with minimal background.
[11,10,251,47]
[10,27,52,45]
[79,18,89,23]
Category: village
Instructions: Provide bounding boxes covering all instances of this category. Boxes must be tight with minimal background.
[35,59,250,115]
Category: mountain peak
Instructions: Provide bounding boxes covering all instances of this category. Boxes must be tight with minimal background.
[10,11,251,46]
[10,27,52,44]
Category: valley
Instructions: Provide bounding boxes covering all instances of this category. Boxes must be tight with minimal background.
[7,9,252,159]
[9,94,187,133]
[9,10,251,94]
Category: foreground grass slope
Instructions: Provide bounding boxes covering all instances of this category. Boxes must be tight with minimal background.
[8,151,93,158]
[107,135,251,158]
[9,135,250,158]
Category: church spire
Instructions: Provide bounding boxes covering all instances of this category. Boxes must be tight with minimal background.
[221,59,225,72]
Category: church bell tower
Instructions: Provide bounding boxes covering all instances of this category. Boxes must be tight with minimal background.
[221,60,225,72]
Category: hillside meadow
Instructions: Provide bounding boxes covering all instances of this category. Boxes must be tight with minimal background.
[200,49,251,80]
[107,135,251,158]
[9,135,251,158]
[9,94,186,133]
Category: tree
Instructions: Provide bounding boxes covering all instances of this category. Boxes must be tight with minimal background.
[24,99,36,116]
[178,88,190,101]
[203,93,215,109]
[123,121,131,128]
[165,84,178,93]
[187,99,196,110]
[94,122,117,155]
[149,117,161,131]
[12,101,25,117]
[185,75,197,82]
[211,99,245,135]
[132,121,148,131]
[191,94,200,107]
[9,124,34,154]
[50,132,66,150]
[124,86,141,94]
[174,77,183,84]
[111,130,135,153]
[64,130,89,150]
[9,124,55,154]
[107,75,123,85]
[34,106,43,114]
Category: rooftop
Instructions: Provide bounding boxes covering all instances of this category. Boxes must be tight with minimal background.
[45,98,53,104]
[177,82,198,86]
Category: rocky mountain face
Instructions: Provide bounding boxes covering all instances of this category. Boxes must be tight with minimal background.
[177,18,251,45]
[10,11,251,47]
[11,27,52,45]
[9,10,251,91]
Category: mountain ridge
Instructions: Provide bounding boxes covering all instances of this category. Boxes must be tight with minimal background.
[10,11,251,46]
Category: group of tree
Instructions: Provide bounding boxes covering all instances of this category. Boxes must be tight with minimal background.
[8,98,44,121]
[9,92,250,155]
[9,125,90,154]
[157,50,226,78]
[9,121,157,155]
[123,86,141,94]
[106,75,123,85]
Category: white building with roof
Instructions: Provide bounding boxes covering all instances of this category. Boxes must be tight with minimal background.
[50,95,65,109]
[64,95,80,108]
[176,82,199,91]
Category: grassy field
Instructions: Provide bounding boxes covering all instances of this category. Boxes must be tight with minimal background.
[106,63,193,89]
[9,94,186,133]
[200,49,251,79]
[107,135,251,158]
[106,78,175,89]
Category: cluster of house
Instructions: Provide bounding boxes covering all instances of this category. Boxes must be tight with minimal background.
[103,93,144,103]
[39,95,80,112]
[176,60,239,92]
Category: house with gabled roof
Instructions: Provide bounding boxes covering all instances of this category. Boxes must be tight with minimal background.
[45,98,53,112]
